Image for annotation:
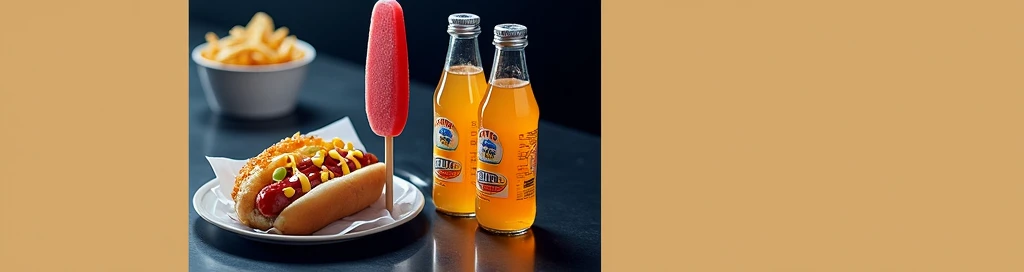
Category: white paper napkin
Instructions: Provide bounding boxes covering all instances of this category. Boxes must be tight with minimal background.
[203,117,416,235]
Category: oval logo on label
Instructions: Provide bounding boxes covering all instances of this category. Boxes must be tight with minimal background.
[476,170,507,195]
[434,117,458,151]
[433,156,462,180]
[477,128,503,164]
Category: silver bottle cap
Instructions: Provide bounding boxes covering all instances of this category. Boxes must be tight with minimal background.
[492,23,528,48]
[447,13,481,37]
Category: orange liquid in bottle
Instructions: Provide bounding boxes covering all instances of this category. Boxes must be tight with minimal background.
[476,78,539,234]
[433,65,488,216]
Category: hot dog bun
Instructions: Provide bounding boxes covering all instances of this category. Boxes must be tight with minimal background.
[233,154,290,230]
[233,133,326,230]
[274,162,387,235]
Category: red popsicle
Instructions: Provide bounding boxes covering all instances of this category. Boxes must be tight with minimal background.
[365,0,409,214]
[365,0,409,137]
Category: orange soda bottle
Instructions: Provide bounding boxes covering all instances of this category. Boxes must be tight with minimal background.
[476,23,539,235]
[432,13,489,217]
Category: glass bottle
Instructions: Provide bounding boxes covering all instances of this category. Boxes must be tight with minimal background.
[476,23,540,235]
[432,13,489,217]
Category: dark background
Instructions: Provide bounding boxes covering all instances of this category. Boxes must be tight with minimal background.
[190,0,602,136]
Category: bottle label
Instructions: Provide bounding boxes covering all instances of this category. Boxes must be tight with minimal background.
[433,155,463,182]
[476,169,509,197]
[476,127,537,200]
[434,117,459,151]
[477,129,503,164]
[518,129,538,200]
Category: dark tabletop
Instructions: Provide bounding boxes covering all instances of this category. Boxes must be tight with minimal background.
[188,20,601,271]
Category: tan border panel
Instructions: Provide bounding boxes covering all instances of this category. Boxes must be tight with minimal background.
[603,0,1024,270]
[0,0,187,270]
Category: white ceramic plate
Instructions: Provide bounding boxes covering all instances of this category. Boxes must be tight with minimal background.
[193,176,425,245]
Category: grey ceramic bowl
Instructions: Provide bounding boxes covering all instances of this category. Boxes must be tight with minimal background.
[191,40,316,119]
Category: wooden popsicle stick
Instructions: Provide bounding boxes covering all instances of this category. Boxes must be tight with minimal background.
[385,136,394,214]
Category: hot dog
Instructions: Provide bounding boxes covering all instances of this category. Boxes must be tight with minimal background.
[232,132,387,235]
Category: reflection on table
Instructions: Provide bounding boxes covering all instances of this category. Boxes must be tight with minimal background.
[391,212,537,272]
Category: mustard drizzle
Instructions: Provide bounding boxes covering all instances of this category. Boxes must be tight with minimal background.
[279,137,367,198]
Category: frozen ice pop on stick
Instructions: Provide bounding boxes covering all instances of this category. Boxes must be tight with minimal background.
[365,0,409,214]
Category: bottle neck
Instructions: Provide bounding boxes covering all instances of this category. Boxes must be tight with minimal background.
[489,47,530,85]
[444,35,483,72]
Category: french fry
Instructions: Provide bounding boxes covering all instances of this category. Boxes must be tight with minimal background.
[201,50,215,60]
[246,26,266,44]
[259,13,275,38]
[251,51,267,64]
[205,32,220,45]
[250,42,278,63]
[219,36,243,47]
[204,32,220,58]
[247,12,274,34]
[217,27,246,47]
[255,49,280,64]
[277,35,296,57]
[251,42,277,57]
[229,26,246,38]
[236,50,252,65]
[245,12,274,43]
[214,46,245,63]
[267,27,289,49]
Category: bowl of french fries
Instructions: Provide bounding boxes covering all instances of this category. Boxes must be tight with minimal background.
[192,12,316,119]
